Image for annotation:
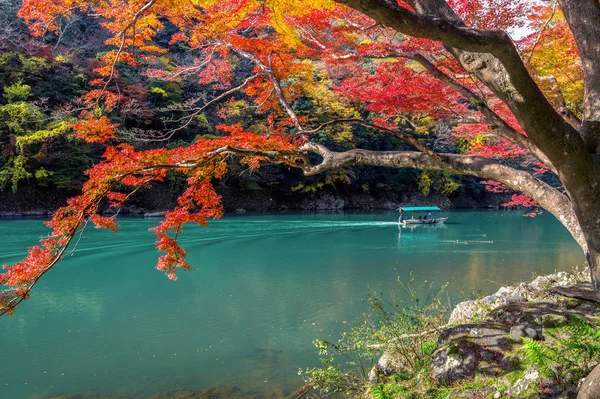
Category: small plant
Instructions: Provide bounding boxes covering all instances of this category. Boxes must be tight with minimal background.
[522,337,554,377]
[300,274,451,396]
[521,317,600,380]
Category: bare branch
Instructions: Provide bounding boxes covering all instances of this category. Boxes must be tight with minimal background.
[227,44,306,135]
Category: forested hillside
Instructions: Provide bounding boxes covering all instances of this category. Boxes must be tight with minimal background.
[0,0,516,214]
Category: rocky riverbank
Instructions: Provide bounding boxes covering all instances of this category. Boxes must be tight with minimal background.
[359,269,600,399]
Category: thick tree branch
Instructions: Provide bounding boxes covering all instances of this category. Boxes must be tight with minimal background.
[305,117,441,161]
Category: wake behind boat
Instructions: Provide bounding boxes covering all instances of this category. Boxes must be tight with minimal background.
[397,206,448,225]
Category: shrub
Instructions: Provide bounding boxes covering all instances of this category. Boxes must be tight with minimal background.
[300,274,451,395]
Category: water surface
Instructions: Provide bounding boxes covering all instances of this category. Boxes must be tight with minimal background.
[0,211,585,398]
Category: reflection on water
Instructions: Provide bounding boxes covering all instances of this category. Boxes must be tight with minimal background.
[0,211,585,398]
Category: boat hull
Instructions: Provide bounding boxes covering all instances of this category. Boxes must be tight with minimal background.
[400,217,448,225]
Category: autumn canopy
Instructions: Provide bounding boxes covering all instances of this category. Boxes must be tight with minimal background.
[2,0,600,314]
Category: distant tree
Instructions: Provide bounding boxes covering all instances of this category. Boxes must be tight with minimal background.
[2,0,600,313]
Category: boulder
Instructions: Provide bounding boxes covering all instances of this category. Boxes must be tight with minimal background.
[529,272,580,290]
[509,324,543,341]
[448,294,524,325]
[431,343,477,384]
[506,366,541,398]
[377,348,405,375]
[578,364,600,399]
[448,271,585,326]
[367,366,380,384]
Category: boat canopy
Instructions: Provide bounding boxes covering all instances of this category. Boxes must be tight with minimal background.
[398,206,441,212]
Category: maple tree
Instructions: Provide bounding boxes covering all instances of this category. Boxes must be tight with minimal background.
[2,0,600,314]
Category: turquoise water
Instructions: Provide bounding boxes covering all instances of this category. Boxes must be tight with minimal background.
[0,211,586,398]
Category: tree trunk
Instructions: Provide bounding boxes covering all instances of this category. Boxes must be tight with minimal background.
[587,250,600,291]
[581,210,600,290]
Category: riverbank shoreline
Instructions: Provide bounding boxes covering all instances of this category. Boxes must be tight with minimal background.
[0,183,514,218]
[301,267,600,399]
[0,203,521,219]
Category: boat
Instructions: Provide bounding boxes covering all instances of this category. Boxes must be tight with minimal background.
[397,206,448,225]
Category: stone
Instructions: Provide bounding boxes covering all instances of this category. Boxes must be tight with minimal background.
[509,324,543,341]
[431,344,477,384]
[377,348,405,375]
[22,210,45,216]
[538,313,568,327]
[530,272,579,289]
[0,211,23,217]
[578,364,600,399]
[367,366,379,384]
[506,366,541,398]
[448,294,524,325]
[126,205,143,214]
[446,388,494,398]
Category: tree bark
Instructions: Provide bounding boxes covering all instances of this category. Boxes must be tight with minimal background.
[588,251,600,291]
[559,0,600,153]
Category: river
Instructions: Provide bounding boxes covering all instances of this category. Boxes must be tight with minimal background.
[0,211,586,398]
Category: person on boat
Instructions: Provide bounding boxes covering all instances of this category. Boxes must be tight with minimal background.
[428,212,436,223]
[418,215,422,221]
[398,208,404,223]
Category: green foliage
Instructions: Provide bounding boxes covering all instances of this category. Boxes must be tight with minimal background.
[521,317,600,380]
[454,137,470,154]
[522,338,554,377]
[0,52,87,105]
[417,171,460,197]
[291,169,355,193]
[417,172,432,196]
[15,120,73,150]
[371,383,405,399]
[0,155,32,192]
[0,102,45,135]
[435,172,460,196]
[150,87,168,97]
[148,81,183,104]
[3,80,31,103]
[292,181,324,193]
